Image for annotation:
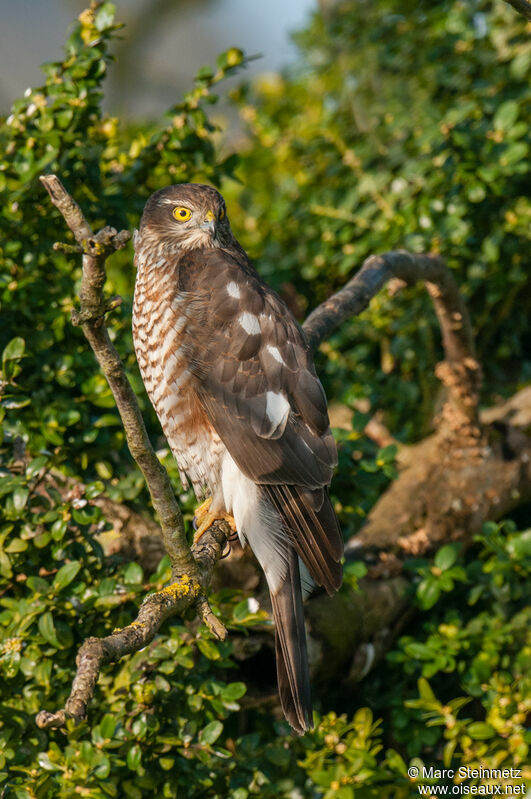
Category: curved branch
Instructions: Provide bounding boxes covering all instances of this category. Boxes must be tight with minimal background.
[36,521,229,729]
[303,251,481,428]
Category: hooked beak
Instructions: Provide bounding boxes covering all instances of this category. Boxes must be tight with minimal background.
[200,209,216,235]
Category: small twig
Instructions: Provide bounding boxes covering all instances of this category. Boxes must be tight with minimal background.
[303,251,481,430]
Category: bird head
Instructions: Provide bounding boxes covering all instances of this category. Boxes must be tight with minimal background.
[138,183,232,251]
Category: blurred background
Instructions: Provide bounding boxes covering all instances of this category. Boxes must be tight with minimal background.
[0,0,314,117]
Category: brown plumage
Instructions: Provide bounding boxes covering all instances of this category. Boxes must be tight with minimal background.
[132,183,343,734]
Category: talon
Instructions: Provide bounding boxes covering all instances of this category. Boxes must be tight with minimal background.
[193,509,237,545]
[220,540,232,559]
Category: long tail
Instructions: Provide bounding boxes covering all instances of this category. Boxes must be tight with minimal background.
[270,547,313,734]
[222,463,321,734]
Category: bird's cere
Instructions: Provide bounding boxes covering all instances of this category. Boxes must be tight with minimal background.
[239,312,260,335]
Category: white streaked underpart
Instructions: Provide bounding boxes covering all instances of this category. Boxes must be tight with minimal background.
[169,368,191,391]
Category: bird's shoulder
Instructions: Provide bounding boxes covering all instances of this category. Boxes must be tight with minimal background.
[178,246,302,336]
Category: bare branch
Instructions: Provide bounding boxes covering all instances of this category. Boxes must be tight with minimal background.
[503,0,531,20]
[303,251,481,429]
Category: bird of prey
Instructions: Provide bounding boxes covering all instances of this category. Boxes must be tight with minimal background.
[132,184,343,734]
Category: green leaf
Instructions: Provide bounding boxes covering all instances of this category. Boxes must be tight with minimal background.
[197,637,220,660]
[27,576,50,594]
[53,561,81,592]
[2,337,25,364]
[72,506,100,526]
[199,720,223,745]
[494,100,518,131]
[417,578,441,609]
[0,550,12,578]
[417,677,437,703]
[507,529,531,560]
[501,142,528,165]
[376,444,397,462]
[38,612,61,649]
[221,682,246,702]
[343,561,368,579]
[26,455,49,479]
[37,752,60,772]
[5,538,27,553]
[467,722,496,740]
[232,598,258,622]
[95,2,116,31]
[216,48,244,71]
[12,487,29,512]
[1,395,31,409]
[100,714,116,739]
[94,757,111,779]
[123,562,143,584]
[85,481,105,499]
[127,744,142,771]
[95,461,113,479]
[266,746,291,767]
[434,545,457,571]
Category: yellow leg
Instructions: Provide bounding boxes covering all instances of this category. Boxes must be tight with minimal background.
[193,508,237,545]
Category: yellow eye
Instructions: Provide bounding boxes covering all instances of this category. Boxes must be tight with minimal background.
[219,207,225,220]
[173,206,192,222]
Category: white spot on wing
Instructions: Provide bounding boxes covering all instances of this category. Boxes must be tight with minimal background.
[227,281,241,299]
[266,345,285,365]
[239,312,260,336]
[265,391,290,427]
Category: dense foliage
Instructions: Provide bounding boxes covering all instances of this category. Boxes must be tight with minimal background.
[233,0,530,439]
[0,2,529,797]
